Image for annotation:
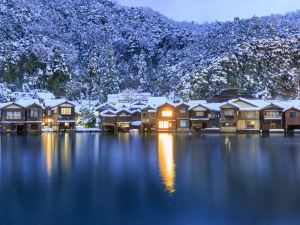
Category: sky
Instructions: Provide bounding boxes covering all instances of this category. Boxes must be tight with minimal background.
[117,0,300,23]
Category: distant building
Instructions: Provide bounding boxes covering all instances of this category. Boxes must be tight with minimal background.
[107,90,151,104]
[207,88,255,103]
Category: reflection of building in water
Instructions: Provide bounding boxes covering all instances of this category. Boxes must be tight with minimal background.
[158,133,175,193]
[43,133,55,176]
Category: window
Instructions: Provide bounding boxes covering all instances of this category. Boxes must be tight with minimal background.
[180,120,187,128]
[265,111,280,119]
[246,121,255,129]
[61,108,72,115]
[290,112,297,119]
[223,110,235,116]
[240,112,257,119]
[30,108,39,118]
[162,111,172,117]
[142,113,148,119]
[150,113,156,118]
[6,111,21,120]
[159,121,169,129]
[209,113,217,118]
[180,109,187,114]
[196,111,204,117]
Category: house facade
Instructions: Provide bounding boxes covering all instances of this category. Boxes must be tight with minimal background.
[141,106,157,132]
[234,99,264,132]
[25,103,44,132]
[176,103,190,131]
[189,103,220,131]
[131,110,142,130]
[156,103,177,132]
[115,109,131,132]
[43,100,76,132]
[100,110,117,132]
[260,103,284,132]
[284,107,300,131]
[0,103,26,133]
[220,103,239,132]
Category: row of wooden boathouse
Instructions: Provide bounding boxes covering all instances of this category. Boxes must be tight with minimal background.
[96,98,300,133]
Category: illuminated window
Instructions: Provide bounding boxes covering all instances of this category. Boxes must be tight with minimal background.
[6,111,21,120]
[159,121,169,129]
[162,111,172,117]
[61,108,72,115]
[246,121,255,129]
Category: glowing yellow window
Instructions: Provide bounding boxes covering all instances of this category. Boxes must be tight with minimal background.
[162,111,172,117]
[159,121,169,129]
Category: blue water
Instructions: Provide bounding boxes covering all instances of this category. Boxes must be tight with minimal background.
[1,133,300,225]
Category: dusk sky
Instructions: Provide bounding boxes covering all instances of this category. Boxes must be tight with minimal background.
[117,0,300,23]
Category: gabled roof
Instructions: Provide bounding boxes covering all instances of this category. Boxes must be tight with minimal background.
[225,98,268,110]
[44,99,75,108]
[156,101,178,108]
[34,91,56,100]
[132,100,147,106]
[220,102,240,109]
[189,102,222,112]
[260,102,286,110]
[130,110,141,114]
[147,97,168,107]
[141,105,157,112]
[187,100,207,109]
[0,102,19,109]
[175,101,190,108]
[283,106,300,112]
[16,99,44,109]
[116,109,132,114]
[100,109,116,117]
[95,103,117,111]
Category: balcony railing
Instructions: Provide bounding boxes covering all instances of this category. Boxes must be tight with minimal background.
[264,116,282,120]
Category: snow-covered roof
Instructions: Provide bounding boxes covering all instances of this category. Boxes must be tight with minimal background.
[130,110,141,114]
[187,100,207,109]
[95,103,117,111]
[34,91,55,100]
[116,109,132,114]
[156,101,178,108]
[0,102,12,109]
[100,109,116,117]
[147,97,167,107]
[16,99,44,108]
[283,106,300,112]
[225,98,268,110]
[10,92,34,100]
[260,101,288,110]
[44,99,74,108]
[189,102,222,112]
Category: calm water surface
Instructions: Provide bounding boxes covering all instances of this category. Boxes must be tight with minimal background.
[1,133,300,225]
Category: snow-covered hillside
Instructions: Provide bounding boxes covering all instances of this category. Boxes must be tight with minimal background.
[0,0,299,101]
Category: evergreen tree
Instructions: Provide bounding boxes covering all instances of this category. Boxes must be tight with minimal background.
[45,47,70,97]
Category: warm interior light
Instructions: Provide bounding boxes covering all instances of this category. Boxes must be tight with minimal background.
[159,121,169,129]
[162,110,172,117]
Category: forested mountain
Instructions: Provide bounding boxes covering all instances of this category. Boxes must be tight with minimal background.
[0,0,299,101]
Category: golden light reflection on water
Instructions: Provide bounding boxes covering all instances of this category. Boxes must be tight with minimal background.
[158,133,175,193]
[43,133,55,177]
